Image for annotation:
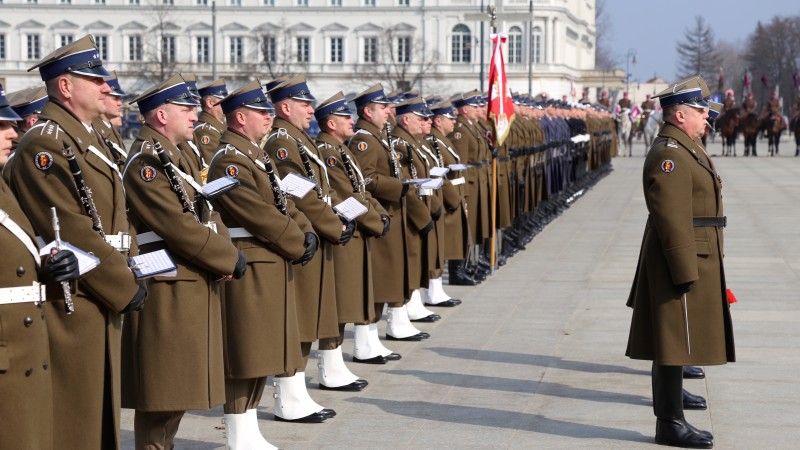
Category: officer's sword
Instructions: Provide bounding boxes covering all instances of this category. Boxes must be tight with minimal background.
[682,293,691,355]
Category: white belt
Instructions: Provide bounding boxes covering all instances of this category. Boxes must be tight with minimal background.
[228,227,254,239]
[0,282,44,305]
[105,232,131,252]
[136,231,163,246]
[451,177,466,186]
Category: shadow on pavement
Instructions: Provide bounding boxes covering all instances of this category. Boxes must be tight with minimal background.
[427,347,649,376]
[385,369,649,406]
[347,397,651,443]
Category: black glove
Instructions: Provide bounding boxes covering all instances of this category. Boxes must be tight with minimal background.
[675,282,694,295]
[44,249,80,283]
[121,282,147,314]
[339,218,356,245]
[379,215,391,237]
[446,205,458,214]
[293,232,318,266]
[431,207,443,221]
[232,250,247,279]
[400,183,409,199]
[420,221,434,236]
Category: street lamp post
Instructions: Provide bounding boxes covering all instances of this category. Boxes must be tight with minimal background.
[625,48,637,94]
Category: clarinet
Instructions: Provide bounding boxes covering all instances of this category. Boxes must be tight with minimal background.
[383,122,401,179]
[61,144,105,237]
[336,144,364,194]
[427,136,444,167]
[261,153,289,215]
[153,140,199,221]
[292,137,325,200]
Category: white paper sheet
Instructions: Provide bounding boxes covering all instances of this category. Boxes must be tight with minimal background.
[39,241,100,275]
[450,177,466,186]
[279,173,316,198]
[202,176,239,199]
[429,166,450,177]
[334,197,369,221]
[129,249,177,279]
[421,178,443,190]
[402,178,431,185]
[448,163,470,171]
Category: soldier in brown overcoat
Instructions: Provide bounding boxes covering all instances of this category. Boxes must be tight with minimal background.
[1,85,48,185]
[195,79,228,164]
[92,72,128,169]
[207,81,315,448]
[314,91,390,391]
[0,86,81,450]
[264,76,348,423]
[122,75,245,450]
[347,84,409,363]
[626,76,734,449]
[10,36,146,450]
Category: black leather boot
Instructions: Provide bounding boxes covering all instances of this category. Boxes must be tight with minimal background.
[682,389,707,410]
[682,366,705,379]
[652,364,713,448]
[448,260,478,286]
[655,418,714,448]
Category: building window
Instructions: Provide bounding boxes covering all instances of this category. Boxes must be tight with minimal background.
[297,0,308,5]
[263,0,274,5]
[398,0,409,5]
[95,0,105,4]
[196,36,210,63]
[27,0,37,4]
[128,35,143,61]
[364,0,375,5]
[451,24,471,63]
[0,35,5,61]
[60,0,72,4]
[330,0,341,5]
[261,35,276,63]
[162,0,174,4]
[60,34,74,47]
[296,37,310,63]
[396,36,411,63]
[531,26,542,64]
[508,26,522,64]
[330,37,343,63]
[129,0,139,4]
[363,36,378,63]
[26,34,41,60]
[197,0,207,4]
[162,36,176,63]
[230,36,244,64]
[94,35,108,60]
[229,0,240,5]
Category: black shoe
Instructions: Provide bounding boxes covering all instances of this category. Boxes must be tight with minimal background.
[274,411,329,423]
[683,366,705,379]
[449,273,479,286]
[411,314,441,322]
[655,418,713,448]
[319,379,368,392]
[351,355,388,364]
[426,298,462,307]
[386,332,429,341]
[682,390,707,410]
[382,352,402,361]
[319,408,336,418]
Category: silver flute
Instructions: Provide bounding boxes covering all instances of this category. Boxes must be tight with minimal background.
[50,207,75,315]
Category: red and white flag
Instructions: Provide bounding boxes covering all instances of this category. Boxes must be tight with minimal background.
[487,33,515,147]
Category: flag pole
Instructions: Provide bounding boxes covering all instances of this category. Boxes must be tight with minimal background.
[488,5,498,271]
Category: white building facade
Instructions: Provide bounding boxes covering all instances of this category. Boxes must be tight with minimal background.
[0,0,620,99]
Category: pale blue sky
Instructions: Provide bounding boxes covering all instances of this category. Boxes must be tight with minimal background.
[604,0,800,82]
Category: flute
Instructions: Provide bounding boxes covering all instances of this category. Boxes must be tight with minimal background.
[50,207,75,315]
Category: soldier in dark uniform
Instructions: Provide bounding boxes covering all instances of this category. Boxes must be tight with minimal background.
[122,74,246,450]
[314,91,390,389]
[264,76,348,423]
[618,91,633,109]
[10,35,146,450]
[348,84,408,363]
[0,90,82,450]
[195,78,228,164]
[627,76,734,448]
[207,80,314,448]
[93,71,129,167]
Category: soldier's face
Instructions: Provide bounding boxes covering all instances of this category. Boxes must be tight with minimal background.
[67,74,111,119]
[434,116,455,134]
[364,103,389,127]
[400,113,423,135]
[285,99,314,130]
[239,108,272,141]
[0,121,18,164]
[421,117,432,134]
[164,104,198,142]
[102,93,123,120]
[676,105,709,139]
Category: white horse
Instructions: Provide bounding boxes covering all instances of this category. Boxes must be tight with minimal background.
[643,109,663,151]
[615,107,633,156]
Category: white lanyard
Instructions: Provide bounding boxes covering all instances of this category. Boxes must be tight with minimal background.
[172,164,213,212]
[419,144,442,167]
[87,145,123,181]
[0,209,40,266]
[437,136,461,163]
[186,141,209,169]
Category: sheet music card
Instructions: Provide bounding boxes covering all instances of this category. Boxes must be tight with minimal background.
[130,250,178,279]
[334,197,369,221]
[279,173,316,198]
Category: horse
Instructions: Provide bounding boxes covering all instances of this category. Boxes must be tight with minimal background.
[615,107,633,156]
[763,112,787,156]
[791,113,800,156]
[643,109,662,150]
[740,111,761,156]
[717,107,740,157]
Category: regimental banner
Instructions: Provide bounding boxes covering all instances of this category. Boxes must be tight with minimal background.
[487,33,515,147]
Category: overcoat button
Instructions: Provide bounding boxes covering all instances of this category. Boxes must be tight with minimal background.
[24,316,33,327]
[25,368,33,377]
[16,266,26,277]
[43,361,49,370]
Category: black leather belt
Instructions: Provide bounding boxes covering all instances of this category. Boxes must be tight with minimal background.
[693,216,727,228]
[498,157,511,162]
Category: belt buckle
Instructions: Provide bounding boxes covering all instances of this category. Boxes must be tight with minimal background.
[119,232,132,252]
